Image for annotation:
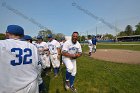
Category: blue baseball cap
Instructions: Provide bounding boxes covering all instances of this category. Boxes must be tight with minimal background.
[6,25,24,35]
[37,36,43,39]
[47,34,52,38]
[24,35,32,40]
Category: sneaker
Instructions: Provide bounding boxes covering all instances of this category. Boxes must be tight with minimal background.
[89,52,91,56]
[65,81,70,90]
[70,85,77,93]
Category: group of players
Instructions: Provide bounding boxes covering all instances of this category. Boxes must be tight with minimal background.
[0,25,82,93]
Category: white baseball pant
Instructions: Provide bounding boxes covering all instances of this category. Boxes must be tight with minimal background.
[50,54,60,68]
[63,58,77,76]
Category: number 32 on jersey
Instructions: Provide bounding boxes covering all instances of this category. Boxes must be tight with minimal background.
[11,48,32,66]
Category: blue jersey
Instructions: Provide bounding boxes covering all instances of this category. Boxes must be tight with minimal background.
[92,38,97,45]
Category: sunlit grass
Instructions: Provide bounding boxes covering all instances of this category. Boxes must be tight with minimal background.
[41,44,140,93]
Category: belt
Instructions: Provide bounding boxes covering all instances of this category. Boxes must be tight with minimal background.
[39,54,44,55]
[51,53,57,55]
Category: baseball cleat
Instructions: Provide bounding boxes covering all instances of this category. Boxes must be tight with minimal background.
[70,85,77,93]
[65,81,70,90]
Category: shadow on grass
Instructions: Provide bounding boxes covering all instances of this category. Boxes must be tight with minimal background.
[42,70,51,93]
[60,65,67,91]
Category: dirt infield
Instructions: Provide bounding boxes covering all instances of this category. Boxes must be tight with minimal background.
[90,49,140,64]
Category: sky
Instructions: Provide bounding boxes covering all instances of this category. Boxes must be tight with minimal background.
[0,0,140,37]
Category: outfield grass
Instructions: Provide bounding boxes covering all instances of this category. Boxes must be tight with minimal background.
[42,44,140,93]
[98,41,140,44]
[82,41,140,51]
[97,45,140,51]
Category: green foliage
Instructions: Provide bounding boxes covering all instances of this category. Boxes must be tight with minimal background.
[118,31,127,36]
[54,33,65,41]
[38,30,52,37]
[78,35,86,42]
[103,33,115,39]
[124,25,133,36]
[118,22,140,36]
[0,33,5,40]
[37,30,65,42]
[41,45,140,93]
[135,22,140,35]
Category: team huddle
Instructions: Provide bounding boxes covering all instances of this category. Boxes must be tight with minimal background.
[0,25,82,93]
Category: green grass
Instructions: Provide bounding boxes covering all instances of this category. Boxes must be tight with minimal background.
[97,45,140,51]
[41,44,140,93]
[83,43,140,51]
[98,41,140,44]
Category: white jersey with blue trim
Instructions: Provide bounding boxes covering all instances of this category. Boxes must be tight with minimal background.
[87,39,93,46]
[47,39,60,55]
[0,39,39,93]
[62,40,82,58]
[35,42,48,55]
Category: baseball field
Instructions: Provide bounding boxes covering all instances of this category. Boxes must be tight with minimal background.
[42,42,140,93]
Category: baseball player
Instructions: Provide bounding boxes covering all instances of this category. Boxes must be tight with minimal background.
[59,37,66,65]
[35,36,50,70]
[23,35,47,93]
[0,25,39,93]
[23,35,32,43]
[34,36,50,92]
[47,34,61,77]
[62,32,82,92]
[92,35,97,53]
[87,36,93,56]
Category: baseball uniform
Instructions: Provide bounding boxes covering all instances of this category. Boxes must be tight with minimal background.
[47,39,60,76]
[62,40,82,76]
[0,39,39,93]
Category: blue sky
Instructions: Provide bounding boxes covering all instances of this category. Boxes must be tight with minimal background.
[0,0,140,36]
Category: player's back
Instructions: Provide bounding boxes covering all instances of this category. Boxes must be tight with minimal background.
[47,39,60,54]
[92,38,97,45]
[0,39,39,93]
[88,39,92,46]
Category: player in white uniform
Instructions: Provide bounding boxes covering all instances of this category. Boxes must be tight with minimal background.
[87,36,93,56]
[35,36,50,70]
[23,35,32,43]
[62,32,82,92]
[23,35,47,93]
[34,36,50,92]
[59,37,66,65]
[47,34,61,77]
[0,25,39,93]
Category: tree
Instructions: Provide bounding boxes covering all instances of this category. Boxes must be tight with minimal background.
[38,29,52,37]
[0,33,5,40]
[118,31,127,36]
[135,22,140,35]
[54,33,65,41]
[81,35,85,42]
[38,29,53,41]
[124,25,133,36]
[103,33,114,39]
